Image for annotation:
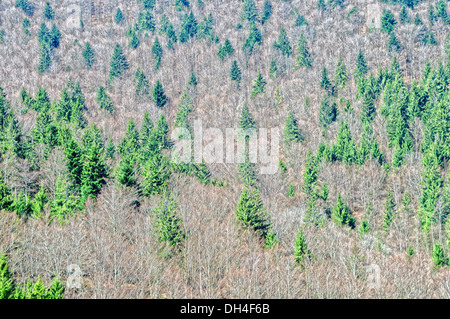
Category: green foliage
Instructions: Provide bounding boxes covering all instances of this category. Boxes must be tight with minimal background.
[241,0,259,23]
[115,8,124,24]
[416,27,437,46]
[141,0,156,10]
[274,28,292,57]
[129,29,140,49]
[239,104,256,132]
[295,34,312,68]
[143,153,171,196]
[134,67,150,96]
[320,67,332,92]
[96,86,114,114]
[295,15,308,27]
[152,37,163,70]
[235,188,276,247]
[153,80,167,108]
[180,12,198,43]
[359,220,370,235]
[230,60,242,85]
[294,228,310,267]
[432,243,448,267]
[243,22,262,55]
[109,44,129,80]
[319,94,337,127]
[43,2,54,20]
[138,10,156,32]
[332,194,355,229]
[31,184,48,218]
[284,111,303,145]
[303,151,319,195]
[82,42,95,69]
[381,9,397,33]
[288,184,295,197]
[13,191,32,218]
[436,0,449,24]
[15,0,34,17]
[197,14,215,43]
[250,71,266,98]
[383,192,396,231]
[153,194,186,251]
[387,32,402,52]
[49,176,80,220]
[399,6,409,24]
[0,252,14,299]
[261,0,272,25]
[335,56,349,88]
[175,0,190,11]
[218,39,234,60]
[355,50,368,79]
[414,13,423,25]
[0,173,13,211]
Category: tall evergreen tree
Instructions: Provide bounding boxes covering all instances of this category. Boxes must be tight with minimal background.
[355,49,368,79]
[109,44,129,80]
[295,34,312,68]
[230,60,242,86]
[153,81,167,108]
[250,71,266,98]
[274,28,292,57]
[319,94,337,127]
[261,0,272,25]
[82,42,95,69]
[284,111,303,145]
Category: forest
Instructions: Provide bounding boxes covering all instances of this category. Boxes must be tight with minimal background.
[1,0,450,299]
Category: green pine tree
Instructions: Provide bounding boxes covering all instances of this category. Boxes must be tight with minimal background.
[153,80,167,108]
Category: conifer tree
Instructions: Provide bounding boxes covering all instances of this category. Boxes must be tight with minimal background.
[153,194,186,251]
[109,44,129,80]
[154,114,170,150]
[361,91,376,123]
[355,49,368,79]
[383,191,396,231]
[239,104,256,133]
[106,139,116,160]
[381,9,397,34]
[388,32,401,52]
[129,29,140,49]
[230,60,242,85]
[250,70,266,98]
[115,8,124,24]
[284,111,303,145]
[38,42,52,74]
[138,10,156,32]
[118,119,141,157]
[261,0,272,25]
[96,86,114,114]
[142,153,171,196]
[414,13,423,25]
[31,184,48,218]
[188,72,197,87]
[320,67,332,92]
[153,80,167,108]
[0,252,13,299]
[15,0,35,17]
[0,173,13,211]
[241,0,259,24]
[152,37,163,70]
[332,193,355,229]
[294,228,310,267]
[116,156,136,188]
[235,188,275,247]
[319,94,337,127]
[134,68,150,96]
[432,243,448,267]
[82,42,95,69]
[274,28,292,57]
[295,34,312,68]
[43,2,54,20]
[243,22,262,55]
[400,6,410,24]
[269,59,277,79]
[179,12,198,43]
[335,56,349,88]
[295,15,308,27]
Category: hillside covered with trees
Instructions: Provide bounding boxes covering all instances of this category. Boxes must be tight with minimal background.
[1,0,450,298]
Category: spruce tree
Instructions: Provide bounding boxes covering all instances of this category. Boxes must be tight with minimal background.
[432,243,448,267]
[241,0,259,24]
[381,9,397,34]
[115,8,124,24]
[109,44,129,80]
[355,50,368,79]
[319,94,337,127]
[294,228,310,266]
[243,22,262,55]
[250,71,266,98]
[230,60,242,85]
[295,34,312,68]
[96,86,114,114]
[383,191,396,231]
[82,42,95,69]
[179,12,198,43]
[0,173,13,211]
[153,81,167,108]
[284,111,302,145]
[274,28,292,57]
[138,10,156,32]
[261,0,272,25]
[400,6,410,24]
[332,193,355,229]
[295,15,308,27]
[43,2,54,20]
[134,68,150,96]
[335,56,349,88]
[0,252,14,299]
[320,67,332,92]
[152,37,163,70]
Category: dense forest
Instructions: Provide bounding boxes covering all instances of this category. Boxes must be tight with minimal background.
[1,0,450,298]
